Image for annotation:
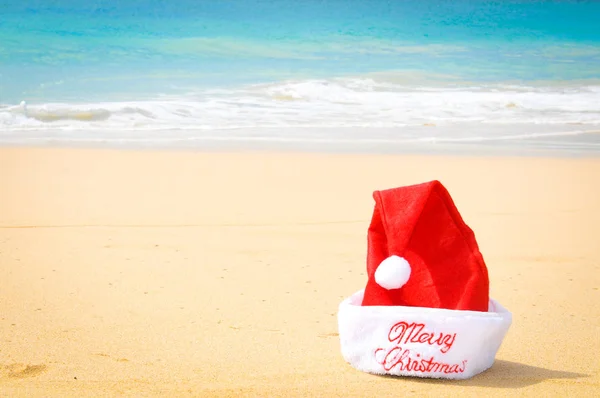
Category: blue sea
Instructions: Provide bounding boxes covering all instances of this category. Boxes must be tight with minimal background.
[1,0,599,152]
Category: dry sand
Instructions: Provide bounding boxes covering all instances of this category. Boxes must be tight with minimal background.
[1,146,599,397]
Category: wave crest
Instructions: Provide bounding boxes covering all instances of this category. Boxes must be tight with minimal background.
[2,78,599,133]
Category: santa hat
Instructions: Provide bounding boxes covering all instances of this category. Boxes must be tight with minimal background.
[337,180,512,379]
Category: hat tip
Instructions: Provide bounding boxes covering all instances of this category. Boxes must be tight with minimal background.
[374,255,411,290]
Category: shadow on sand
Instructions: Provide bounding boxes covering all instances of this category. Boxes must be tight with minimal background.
[376,360,588,389]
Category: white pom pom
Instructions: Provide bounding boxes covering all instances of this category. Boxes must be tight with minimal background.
[374,255,411,290]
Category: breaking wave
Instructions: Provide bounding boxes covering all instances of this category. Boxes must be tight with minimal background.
[1,78,599,147]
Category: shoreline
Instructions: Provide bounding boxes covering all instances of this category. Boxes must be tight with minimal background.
[2,132,600,159]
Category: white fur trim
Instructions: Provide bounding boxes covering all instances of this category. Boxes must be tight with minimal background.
[374,256,411,290]
[337,290,512,379]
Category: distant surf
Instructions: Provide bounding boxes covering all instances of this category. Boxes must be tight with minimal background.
[2,78,599,132]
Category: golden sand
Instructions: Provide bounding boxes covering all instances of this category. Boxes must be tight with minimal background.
[1,147,599,397]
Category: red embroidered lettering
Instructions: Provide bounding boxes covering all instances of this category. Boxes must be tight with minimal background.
[375,321,467,375]
[374,346,468,374]
[387,321,456,353]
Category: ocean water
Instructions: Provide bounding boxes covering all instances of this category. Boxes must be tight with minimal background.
[1,0,599,152]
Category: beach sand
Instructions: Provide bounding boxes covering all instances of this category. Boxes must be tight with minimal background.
[1,146,599,397]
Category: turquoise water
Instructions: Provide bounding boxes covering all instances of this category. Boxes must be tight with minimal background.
[1,0,600,150]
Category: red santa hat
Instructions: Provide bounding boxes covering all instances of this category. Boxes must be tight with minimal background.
[337,180,512,379]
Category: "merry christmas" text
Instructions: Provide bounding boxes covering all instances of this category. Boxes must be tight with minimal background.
[374,321,467,375]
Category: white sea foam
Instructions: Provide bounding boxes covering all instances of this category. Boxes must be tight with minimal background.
[1,78,599,148]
